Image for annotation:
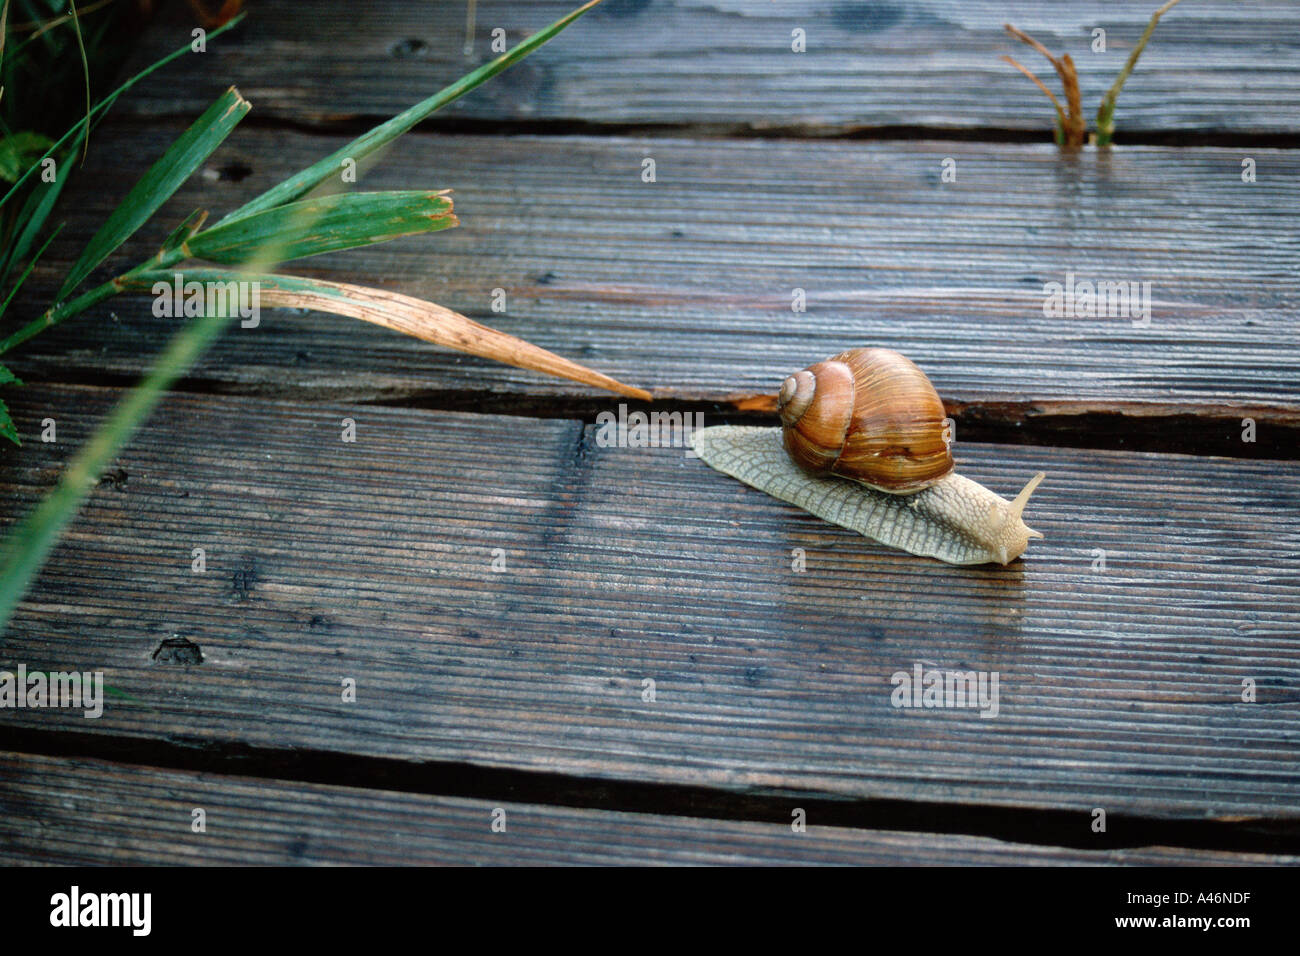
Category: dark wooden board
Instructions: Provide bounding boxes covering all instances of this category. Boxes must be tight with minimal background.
[7,0,1297,870]
[13,128,1300,455]
[3,750,1292,865]
[1,385,1297,823]
[119,0,1300,137]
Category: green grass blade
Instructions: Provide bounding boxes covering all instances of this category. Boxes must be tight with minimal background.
[0,159,62,286]
[0,131,81,287]
[215,0,603,225]
[4,162,66,265]
[1095,0,1185,146]
[0,300,235,631]
[155,207,209,258]
[0,397,17,446]
[56,86,250,300]
[0,131,54,181]
[0,362,20,446]
[0,12,245,212]
[68,0,91,163]
[186,190,456,264]
[0,221,63,320]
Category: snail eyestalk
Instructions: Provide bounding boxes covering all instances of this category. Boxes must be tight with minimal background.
[1011,472,1046,532]
[991,471,1048,565]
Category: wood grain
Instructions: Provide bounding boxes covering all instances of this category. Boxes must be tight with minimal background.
[7,0,1297,869]
[13,127,1300,455]
[118,0,1300,137]
[2,750,1292,865]
[1,385,1297,823]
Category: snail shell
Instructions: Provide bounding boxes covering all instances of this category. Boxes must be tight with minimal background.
[692,348,1045,566]
[778,348,954,494]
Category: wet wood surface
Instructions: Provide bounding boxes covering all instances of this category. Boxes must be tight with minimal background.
[17,127,1300,457]
[121,0,1300,137]
[2,0,1298,864]
[1,386,1297,834]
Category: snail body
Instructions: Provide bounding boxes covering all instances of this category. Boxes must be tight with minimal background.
[692,348,1044,566]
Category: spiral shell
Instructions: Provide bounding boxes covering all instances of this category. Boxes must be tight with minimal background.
[777,347,954,494]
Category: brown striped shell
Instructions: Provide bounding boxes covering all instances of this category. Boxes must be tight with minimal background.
[776,348,954,494]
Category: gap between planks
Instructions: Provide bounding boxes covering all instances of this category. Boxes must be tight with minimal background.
[14,369,1299,462]
[121,111,1300,151]
[1,727,1296,858]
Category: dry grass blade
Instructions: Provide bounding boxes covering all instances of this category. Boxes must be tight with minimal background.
[1059,53,1084,146]
[1004,22,1064,74]
[261,278,651,401]
[1003,22,1085,147]
[125,269,652,401]
[999,54,1066,133]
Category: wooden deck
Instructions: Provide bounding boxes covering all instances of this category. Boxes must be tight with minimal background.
[1,0,1298,865]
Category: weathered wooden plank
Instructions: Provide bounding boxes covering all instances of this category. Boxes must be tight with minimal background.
[13,128,1299,454]
[119,0,1300,137]
[1,385,1297,821]
[2,750,1291,865]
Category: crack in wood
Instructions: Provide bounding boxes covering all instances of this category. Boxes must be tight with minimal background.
[1,726,1295,855]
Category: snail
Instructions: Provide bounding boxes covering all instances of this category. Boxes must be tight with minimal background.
[691,348,1045,565]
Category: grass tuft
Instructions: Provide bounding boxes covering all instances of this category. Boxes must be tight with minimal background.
[1002,0,1187,148]
[0,0,637,634]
